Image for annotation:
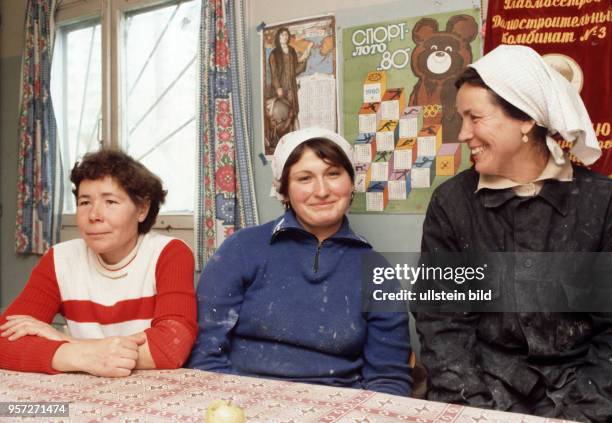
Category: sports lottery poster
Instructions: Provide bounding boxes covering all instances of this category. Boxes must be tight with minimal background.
[342,10,481,214]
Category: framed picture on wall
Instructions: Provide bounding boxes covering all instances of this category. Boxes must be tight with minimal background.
[260,15,338,156]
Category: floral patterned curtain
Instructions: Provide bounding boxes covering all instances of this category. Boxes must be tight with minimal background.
[15,0,62,255]
[196,0,258,269]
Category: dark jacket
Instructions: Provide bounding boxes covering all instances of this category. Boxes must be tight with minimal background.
[188,209,412,396]
[415,165,612,422]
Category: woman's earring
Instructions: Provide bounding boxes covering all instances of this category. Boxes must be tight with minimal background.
[522,133,529,143]
[350,191,355,205]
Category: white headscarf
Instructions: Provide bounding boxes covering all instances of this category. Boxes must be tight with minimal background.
[469,45,601,165]
[270,127,354,201]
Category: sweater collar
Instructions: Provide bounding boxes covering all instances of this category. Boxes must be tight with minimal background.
[270,209,371,246]
[91,234,144,279]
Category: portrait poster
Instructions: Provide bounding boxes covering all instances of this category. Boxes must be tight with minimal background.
[484,1,612,177]
[342,10,482,214]
[261,16,337,156]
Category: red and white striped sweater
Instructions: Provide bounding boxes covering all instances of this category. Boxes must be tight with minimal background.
[0,232,197,374]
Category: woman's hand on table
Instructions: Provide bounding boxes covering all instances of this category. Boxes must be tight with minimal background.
[52,335,146,377]
[0,315,71,342]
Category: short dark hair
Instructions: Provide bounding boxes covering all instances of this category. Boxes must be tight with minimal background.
[455,67,548,143]
[278,138,355,203]
[70,149,167,234]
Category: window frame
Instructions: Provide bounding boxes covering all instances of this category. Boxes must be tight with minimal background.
[56,0,196,240]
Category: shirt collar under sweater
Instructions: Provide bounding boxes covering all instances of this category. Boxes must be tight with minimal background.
[476,154,573,196]
[270,209,371,246]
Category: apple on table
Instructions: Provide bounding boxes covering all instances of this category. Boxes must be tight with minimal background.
[205,400,245,423]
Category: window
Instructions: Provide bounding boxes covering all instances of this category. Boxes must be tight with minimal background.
[52,0,200,221]
[52,19,102,213]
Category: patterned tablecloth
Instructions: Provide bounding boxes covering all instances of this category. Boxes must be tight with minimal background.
[0,368,577,422]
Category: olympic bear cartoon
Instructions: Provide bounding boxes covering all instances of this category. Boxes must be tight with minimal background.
[408,15,478,143]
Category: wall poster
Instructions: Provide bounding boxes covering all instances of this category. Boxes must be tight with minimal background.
[261,16,337,156]
[342,10,482,214]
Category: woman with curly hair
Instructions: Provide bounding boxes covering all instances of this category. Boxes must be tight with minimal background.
[0,149,197,377]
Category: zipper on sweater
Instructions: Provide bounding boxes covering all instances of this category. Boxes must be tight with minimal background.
[313,242,322,273]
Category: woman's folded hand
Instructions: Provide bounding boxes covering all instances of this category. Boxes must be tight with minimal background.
[52,335,146,377]
[0,315,71,342]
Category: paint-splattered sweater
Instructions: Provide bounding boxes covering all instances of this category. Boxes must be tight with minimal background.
[188,209,411,396]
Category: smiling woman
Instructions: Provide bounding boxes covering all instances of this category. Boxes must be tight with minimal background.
[278,138,355,241]
[188,127,412,397]
[0,149,197,377]
[415,45,612,422]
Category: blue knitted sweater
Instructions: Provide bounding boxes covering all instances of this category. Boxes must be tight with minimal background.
[188,210,411,396]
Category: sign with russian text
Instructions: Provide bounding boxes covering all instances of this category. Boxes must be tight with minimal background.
[484,0,612,177]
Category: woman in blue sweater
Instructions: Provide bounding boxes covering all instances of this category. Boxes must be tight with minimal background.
[188,127,411,396]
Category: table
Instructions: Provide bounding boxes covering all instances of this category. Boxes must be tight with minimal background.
[0,369,577,422]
